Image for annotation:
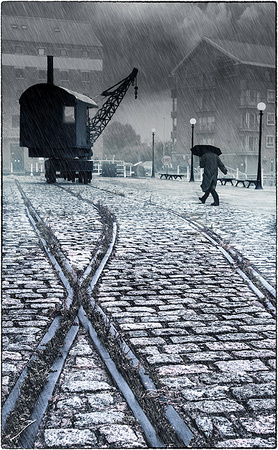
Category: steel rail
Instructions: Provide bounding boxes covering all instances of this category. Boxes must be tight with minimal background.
[5,182,189,448]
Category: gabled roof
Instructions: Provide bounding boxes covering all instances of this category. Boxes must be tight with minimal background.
[172,37,275,74]
[2,15,102,47]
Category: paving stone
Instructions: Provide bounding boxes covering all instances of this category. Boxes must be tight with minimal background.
[75,411,125,427]
[195,416,237,439]
[247,399,276,411]
[158,364,210,377]
[231,350,276,359]
[99,424,147,447]
[62,380,111,393]
[182,386,229,401]
[216,437,276,448]
[160,375,194,388]
[183,399,245,413]
[57,396,83,409]
[215,359,269,373]
[231,383,275,400]
[239,415,276,434]
[186,351,231,361]
[44,428,97,447]
[87,393,114,409]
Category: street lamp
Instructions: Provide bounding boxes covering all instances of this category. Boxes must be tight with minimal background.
[256,102,266,189]
[189,118,196,182]
[151,128,155,178]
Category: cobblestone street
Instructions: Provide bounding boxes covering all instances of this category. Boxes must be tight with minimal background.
[2,175,276,448]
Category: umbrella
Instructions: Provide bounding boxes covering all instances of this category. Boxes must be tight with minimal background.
[191,145,222,157]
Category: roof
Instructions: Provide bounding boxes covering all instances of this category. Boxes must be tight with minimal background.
[59,86,98,107]
[2,15,102,47]
[20,83,98,108]
[172,37,275,74]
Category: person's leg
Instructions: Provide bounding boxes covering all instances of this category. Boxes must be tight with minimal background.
[199,190,210,203]
[210,189,219,205]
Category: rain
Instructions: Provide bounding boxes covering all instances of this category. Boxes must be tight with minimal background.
[2,2,275,141]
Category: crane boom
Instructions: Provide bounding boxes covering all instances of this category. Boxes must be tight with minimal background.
[88,68,138,145]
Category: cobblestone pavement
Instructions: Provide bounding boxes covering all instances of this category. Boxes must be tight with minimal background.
[34,329,147,449]
[89,177,276,288]
[2,175,276,448]
[2,180,66,403]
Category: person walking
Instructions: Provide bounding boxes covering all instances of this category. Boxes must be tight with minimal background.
[199,151,227,206]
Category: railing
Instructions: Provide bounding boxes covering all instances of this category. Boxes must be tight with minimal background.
[225,167,247,180]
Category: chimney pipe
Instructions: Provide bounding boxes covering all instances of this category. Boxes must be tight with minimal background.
[47,55,54,84]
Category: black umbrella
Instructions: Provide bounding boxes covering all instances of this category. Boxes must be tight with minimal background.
[191,145,222,157]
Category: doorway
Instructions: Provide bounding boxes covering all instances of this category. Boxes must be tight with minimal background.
[10,144,24,172]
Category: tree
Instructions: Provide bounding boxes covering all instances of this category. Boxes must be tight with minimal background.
[103,121,140,160]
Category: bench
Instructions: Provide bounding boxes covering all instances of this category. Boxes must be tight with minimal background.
[217,177,235,186]
[235,179,257,188]
[160,173,185,180]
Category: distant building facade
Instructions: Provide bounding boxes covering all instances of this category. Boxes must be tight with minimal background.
[170,38,276,178]
[2,15,103,174]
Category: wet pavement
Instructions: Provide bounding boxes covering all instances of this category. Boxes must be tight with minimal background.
[2,175,276,448]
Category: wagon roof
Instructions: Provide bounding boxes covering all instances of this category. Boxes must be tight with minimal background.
[59,86,98,107]
[20,83,98,108]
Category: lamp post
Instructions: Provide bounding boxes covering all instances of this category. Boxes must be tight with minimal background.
[189,118,196,182]
[151,128,155,178]
[256,102,266,190]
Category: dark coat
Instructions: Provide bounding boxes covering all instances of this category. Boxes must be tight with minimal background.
[200,152,227,192]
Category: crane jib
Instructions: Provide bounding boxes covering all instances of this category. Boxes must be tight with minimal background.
[89,68,138,145]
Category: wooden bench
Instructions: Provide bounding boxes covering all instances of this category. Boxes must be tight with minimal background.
[160,173,185,180]
[235,179,257,188]
[217,177,235,186]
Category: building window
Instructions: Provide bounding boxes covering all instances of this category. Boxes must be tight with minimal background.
[15,68,24,78]
[82,72,90,82]
[198,116,215,132]
[240,79,247,90]
[60,71,69,81]
[266,135,275,148]
[240,112,258,130]
[38,70,46,80]
[202,73,215,88]
[267,113,275,126]
[39,48,45,55]
[61,49,67,56]
[240,90,260,106]
[265,70,271,81]
[199,91,215,111]
[200,137,215,145]
[247,136,258,152]
[12,116,20,128]
[63,106,75,123]
[267,90,275,103]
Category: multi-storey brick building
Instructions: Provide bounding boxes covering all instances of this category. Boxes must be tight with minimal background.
[170,37,275,178]
[2,15,103,174]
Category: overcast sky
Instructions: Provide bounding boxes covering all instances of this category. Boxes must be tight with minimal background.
[2,2,276,142]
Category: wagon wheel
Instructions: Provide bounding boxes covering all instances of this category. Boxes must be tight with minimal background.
[83,172,88,184]
[45,168,56,184]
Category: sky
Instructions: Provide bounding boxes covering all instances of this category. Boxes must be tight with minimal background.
[2,1,276,142]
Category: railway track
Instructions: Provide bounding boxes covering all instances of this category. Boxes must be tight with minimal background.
[2,178,276,448]
[2,180,194,448]
[71,180,276,311]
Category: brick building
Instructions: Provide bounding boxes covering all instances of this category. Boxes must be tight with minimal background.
[2,15,103,174]
[170,37,276,178]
